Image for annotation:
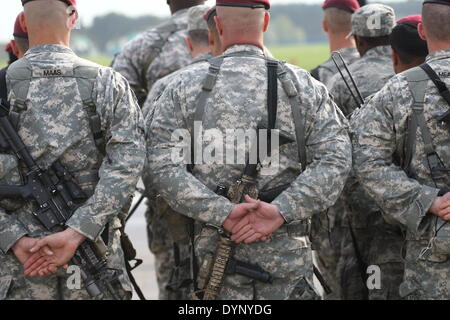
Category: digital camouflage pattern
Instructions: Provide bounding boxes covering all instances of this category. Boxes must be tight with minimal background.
[313,47,359,89]
[0,44,146,300]
[329,44,405,299]
[112,7,194,299]
[329,45,395,116]
[350,4,396,38]
[352,50,450,300]
[146,44,352,300]
[112,8,193,105]
[141,52,213,300]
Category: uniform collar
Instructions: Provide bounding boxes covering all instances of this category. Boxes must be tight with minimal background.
[192,52,213,63]
[426,49,450,63]
[25,44,75,56]
[223,44,265,56]
[337,47,358,55]
[172,8,189,19]
[362,45,392,59]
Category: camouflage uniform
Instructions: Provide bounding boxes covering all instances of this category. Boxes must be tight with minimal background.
[112,8,192,105]
[146,44,352,300]
[327,4,405,300]
[142,53,212,300]
[112,8,193,300]
[0,45,146,300]
[328,45,394,116]
[311,47,360,89]
[352,50,450,300]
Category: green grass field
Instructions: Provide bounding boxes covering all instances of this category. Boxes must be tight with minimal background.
[269,43,329,71]
[1,44,330,72]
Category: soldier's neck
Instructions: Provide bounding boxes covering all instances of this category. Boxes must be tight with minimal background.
[328,34,356,53]
[29,35,70,49]
[427,41,450,55]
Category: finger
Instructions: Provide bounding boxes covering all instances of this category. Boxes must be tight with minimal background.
[234,228,256,244]
[437,206,450,217]
[443,213,450,221]
[33,261,55,277]
[231,224,252,242]
[63,264,69,270]
[30,238,50,253]
[42,246,54,256]
[240,201,261,213]
[244,233,265,244]
[231,217,250,234]
[23,252,44,270]
[244,195,258,204]
[25,256,50,276]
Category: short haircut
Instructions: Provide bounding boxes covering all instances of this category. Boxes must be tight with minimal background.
[359,35,391,48]
[324,7,353,34]
[423,3,450,42]
[14,37,29,55]
[390,23,428,64]
[188,30,209,46]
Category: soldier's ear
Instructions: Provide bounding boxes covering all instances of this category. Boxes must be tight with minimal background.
[214,16,223,37]
[185,37,194,54]
[263,11,270,32]
[19,12,28,33]
[418,23,427,41]
[322,19,328,34]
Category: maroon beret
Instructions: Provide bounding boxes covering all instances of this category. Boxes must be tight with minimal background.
[22,0,77,7]
[423,0,450,6]
[204,6,217,22]
[397,14,422,27]
[217,0,270,10]
[13,12,28,39]
[322,0,360,13]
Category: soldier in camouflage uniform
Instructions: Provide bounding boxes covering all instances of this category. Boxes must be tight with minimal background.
[329,4,396,117]
[112,0,205,300]
[141,5,214,300]
[352,0,450,300]
[309,0,361,300]
[329,4,406,300]
[311,0,360,89]
[0,0,145,300]
[146,0,352,300]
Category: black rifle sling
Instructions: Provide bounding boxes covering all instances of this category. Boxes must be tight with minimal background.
[267,59,278,132]
[0,67,7,102]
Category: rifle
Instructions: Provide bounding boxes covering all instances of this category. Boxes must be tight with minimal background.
[331,52,365,110]
[0,99,124,300]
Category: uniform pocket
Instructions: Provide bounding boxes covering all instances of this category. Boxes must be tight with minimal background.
[0,276,13,300]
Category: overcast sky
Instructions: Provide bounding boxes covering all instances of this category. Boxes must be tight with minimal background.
[0,0,406,42]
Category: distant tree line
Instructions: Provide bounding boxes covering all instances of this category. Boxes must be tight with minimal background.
[73,0,422,53]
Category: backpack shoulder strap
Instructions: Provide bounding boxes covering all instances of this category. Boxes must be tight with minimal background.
[277,62,308,171]
[403,66,440,174]
[189,56,225,168]
[73,60,105,156]
[6,58,32,128]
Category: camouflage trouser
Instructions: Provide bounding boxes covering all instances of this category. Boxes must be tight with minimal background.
[195,225,317,300]
[399,239,450,300]
[145,198,192,300]
[310,197,367,300]
[145,200,174,300]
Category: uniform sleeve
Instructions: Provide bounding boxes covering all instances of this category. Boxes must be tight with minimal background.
[272,78,352,223]
[351,81,439,234]
[0,154,28,253]
[66,71,146,241]
[146,81,234,228]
